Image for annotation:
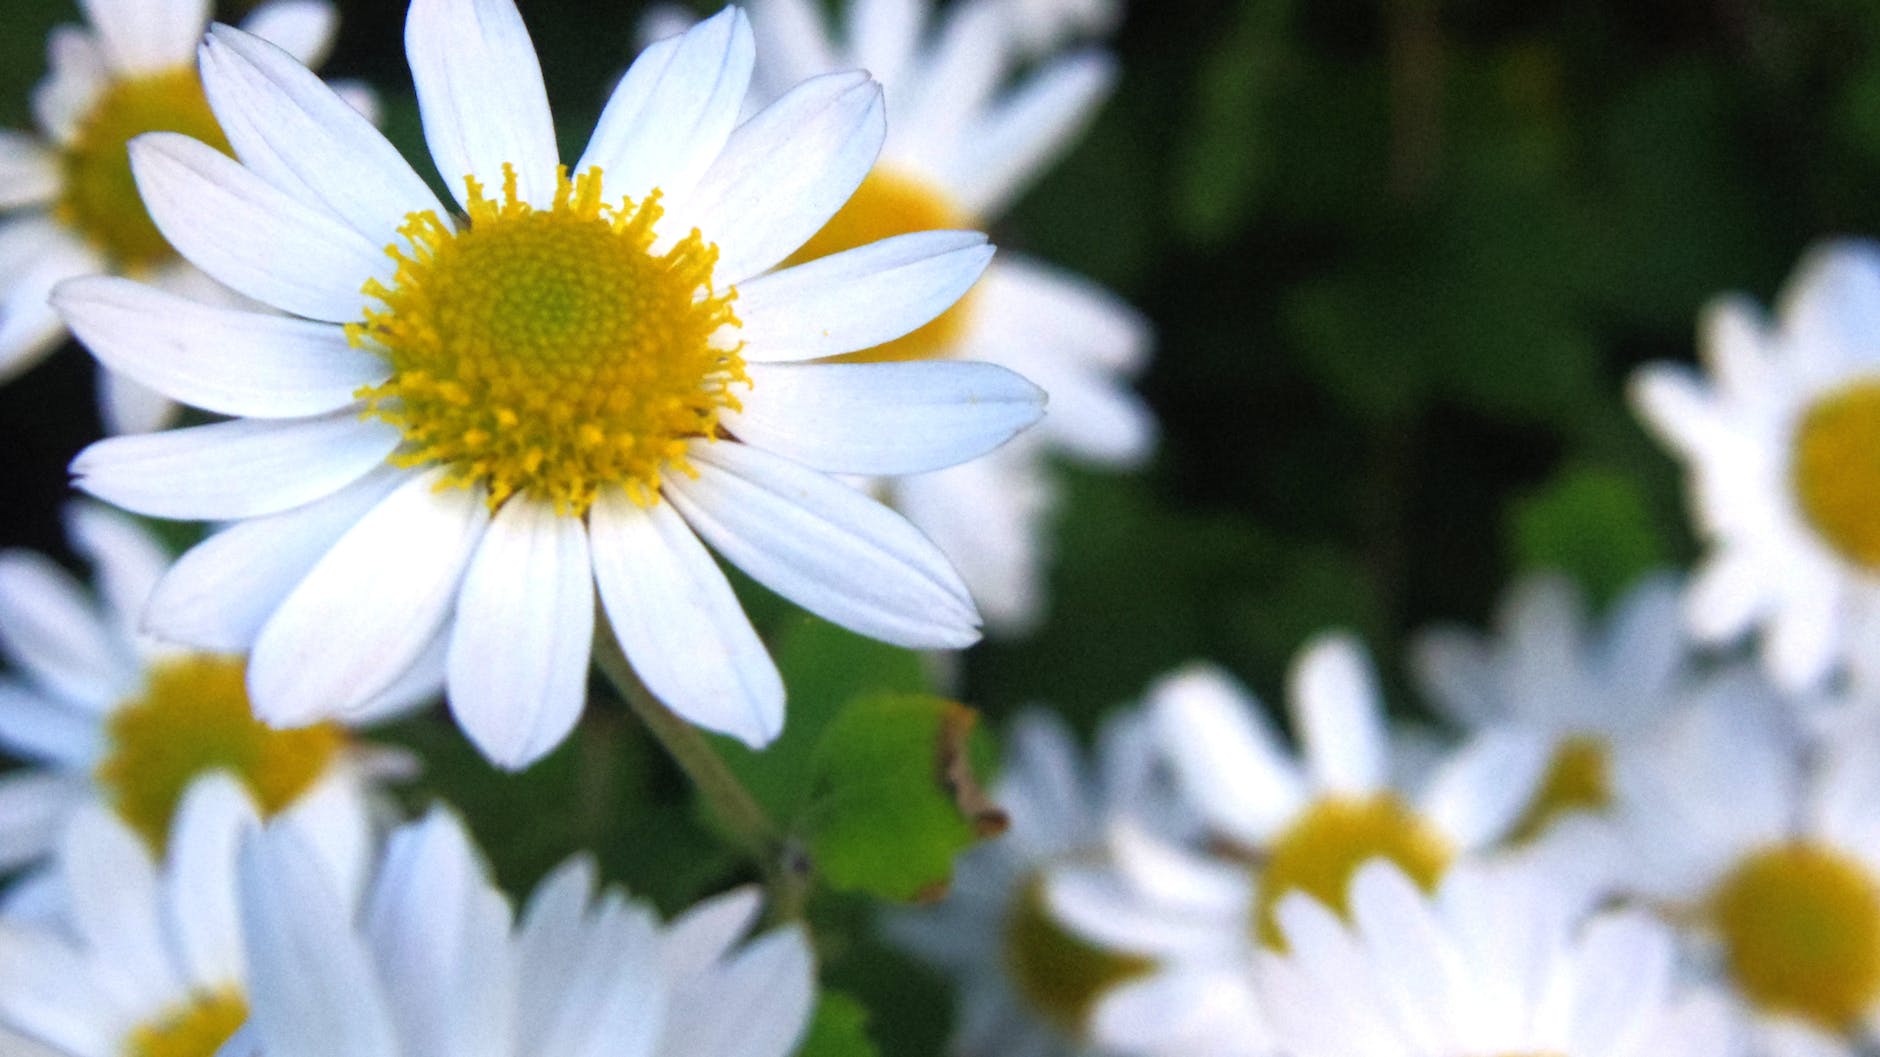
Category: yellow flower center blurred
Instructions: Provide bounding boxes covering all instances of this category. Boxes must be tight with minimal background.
[126,990,247,1057]
[58,67,232,272]
[784,168,977,363]
[353,166,746,514]
[1506,734,1612,844]
[1002,876,1153,1036]
[1711,842,1880,1030]
[1792,381,1880,569]
[1253,794,1454,949]
[97,655,344,853]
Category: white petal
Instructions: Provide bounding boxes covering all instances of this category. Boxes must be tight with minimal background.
[0,133,60,209]
[1149,664,1305,843]
[249,469,489,725]
[0,226,100,382]
[406,0,558,209]
[892,449,1051,633]
[447,499,594,770]
[239,825,402,1057]
[79,0,209,74]
[34,27,110,146]
[200,24,447,242]
[677,71,885,282]
[895,0,1006,163]
[951,51,1114,217]
[577,9,754,203]
[239,0,340,67]
[62,805,184,1010]
[144,467,404,654]
[0,550,134,706]
[660,887,763,978]
[130,132,388,322]
[726,360,1042,475]
[1290,633,1390,794]
[734,230,993,362]
[662,927,816,1057]
[97,368,181,436]
[62,500,168,648]
[977,255,1151,372]
[590,493,782,747]
[995,347,1153,466]
[72,411,401,520]
[666,440,980,649]
[0,680,100,765]
[1419,727,1557,849]
[744,0,838,99]
[0,772,86,873]
[0,919,121,1057]
[56,276,388,418]
[848,0,923,85]
[165,774,262,991]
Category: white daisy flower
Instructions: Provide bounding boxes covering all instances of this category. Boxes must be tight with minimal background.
[0,0,364,434]
[0,502,403,915]
[1256,858,1745,1057]
[1615,670,1880,1056]
[887,706,1193,1057]
[1045,637,1557,1057]
[999,0,1123,58]
[57,1,1046,770]
[1410,572,1690,844]
[657,0,1153,631]
[221,805,816,1057]
[1633,239,1880,693]
[0,772,356,1057]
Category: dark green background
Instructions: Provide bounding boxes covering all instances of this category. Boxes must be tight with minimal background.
[0,0,1871,1051]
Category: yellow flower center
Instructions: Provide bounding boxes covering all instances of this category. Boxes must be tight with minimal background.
[125,991,247,1057]
[58,67,232,272]
[97,655,344,853]
[1792,381,1880,569]
[1253,794,1455,949]
[1002,876,1154,1036]
[1711,842,1880,1031]
[353,166,746,514]
[1506,735,1613,844]
[783,168,978,364]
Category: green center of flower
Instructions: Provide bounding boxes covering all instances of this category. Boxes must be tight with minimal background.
[125,990,247,1057]
[353,166,745,514]
[97,654,344,853]
[1506,734,1613,844]
[59,66,232,271]
[1792,381,1880,569]
[784,167,977,364]
[1711,842,1880,1030]
[1253,794,1454,949]
[1001,877,1154,1036]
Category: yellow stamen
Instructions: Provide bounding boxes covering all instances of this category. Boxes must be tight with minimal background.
[1711,842,1880,1030]
[352,165,745,515]
[1253,794,1454,949]
[1002,876,1154,1036]
[58,67,232,271]
[97,655,344,853]
[126,991,247,1057]
[1506,734,1613,844]
[1792,381,1880,569]
[783,168,978,363]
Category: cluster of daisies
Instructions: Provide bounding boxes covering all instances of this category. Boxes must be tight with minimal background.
[894,241,1880,1057]
[0,0,1875,1057]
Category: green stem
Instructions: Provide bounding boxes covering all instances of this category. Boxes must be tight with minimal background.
[594,642,782,860]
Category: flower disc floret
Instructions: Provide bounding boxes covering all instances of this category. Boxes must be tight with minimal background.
[1711,842,1880,1030]
[1506,734,1612,844]
[1002,876,1154,1034]
[354,165,747,514]
[1792,380,1880,569]
[126,991,248,1057]
[97,654,344,853]
[1254,794,1454,949]
[60,67,232,270]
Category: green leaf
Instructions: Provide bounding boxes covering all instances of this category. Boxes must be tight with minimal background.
[1506,465,1672,607]
[798,992,881,1057]
[803,694,1003,902]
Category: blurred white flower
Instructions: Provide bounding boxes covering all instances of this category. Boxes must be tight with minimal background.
[1410,572,1691,845]
[1634,240,1880,694]
[1044,636,1558,1057]
[1615,672,1880,1056]
[59,2,1045,771]
[887,707,1190,1057]
[0,0,365,434]
[655,0,1155,632]
[0,774,345,1057]
[1001,0,1122,58]
[0,503,402,919]
[222,806,817,1057]
[1257,858,1745,1057]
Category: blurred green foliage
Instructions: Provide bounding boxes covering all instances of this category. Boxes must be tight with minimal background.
[8,0,1880,1053]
